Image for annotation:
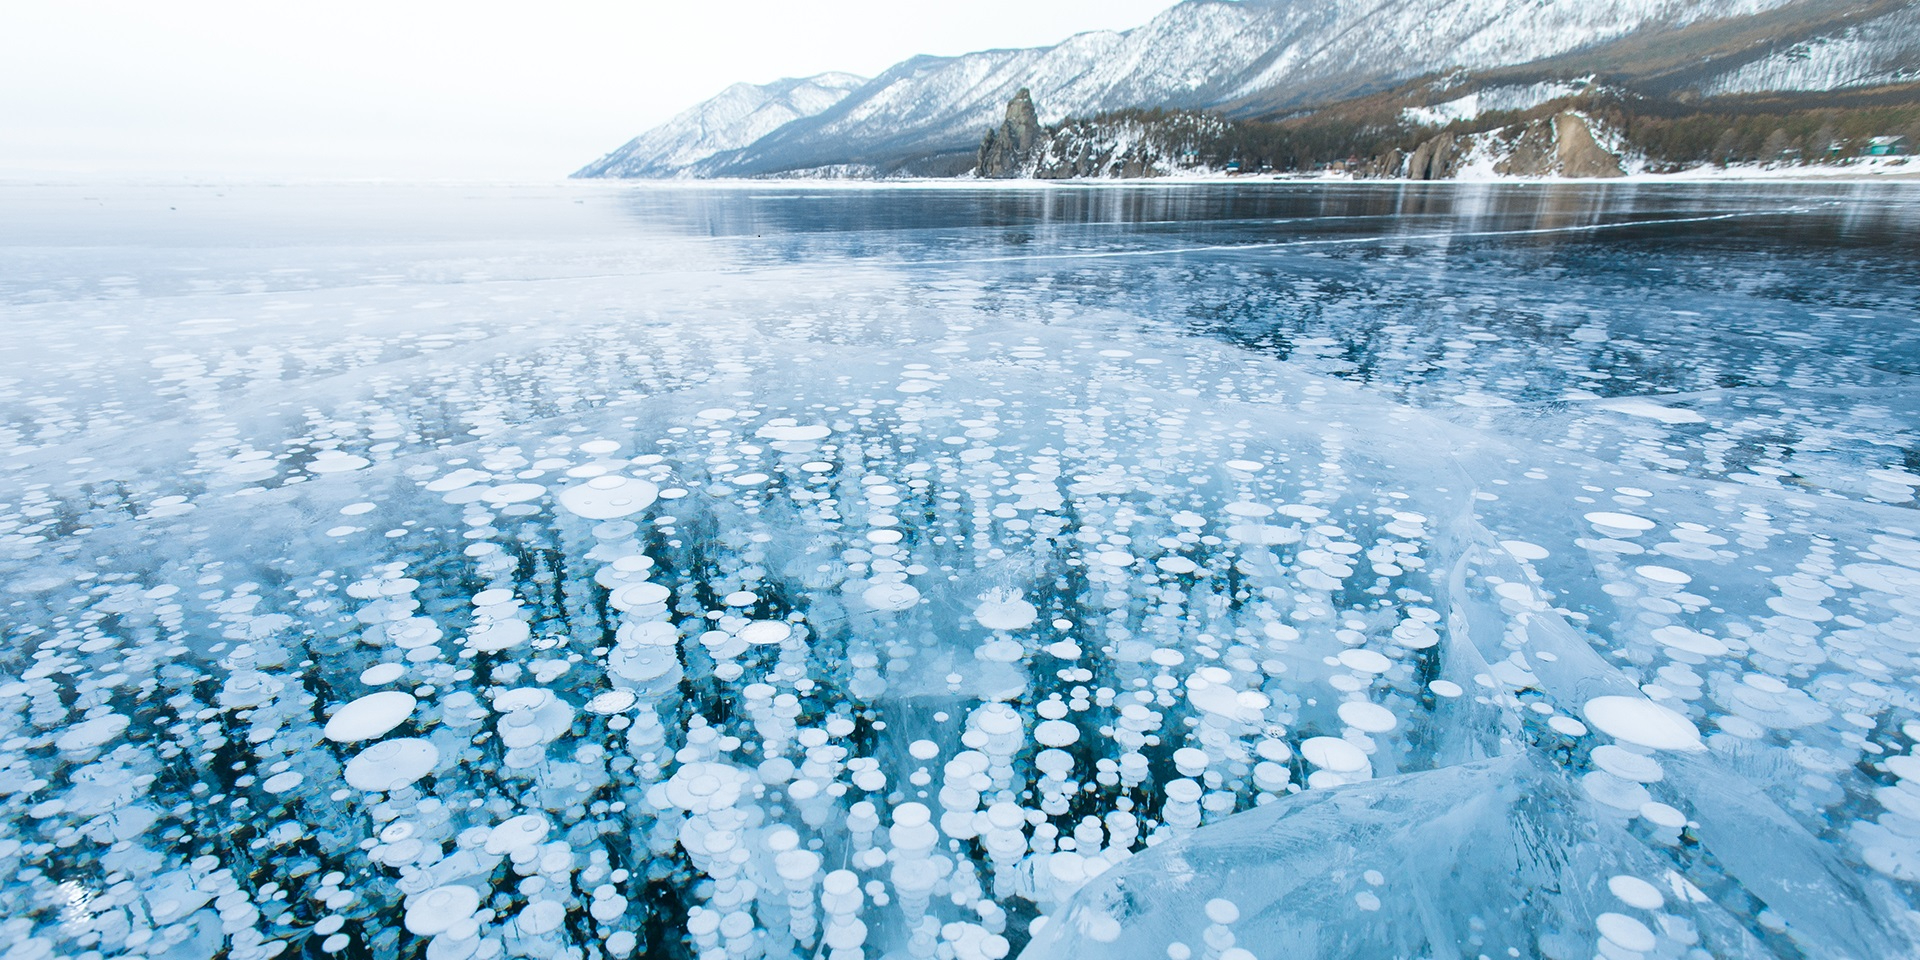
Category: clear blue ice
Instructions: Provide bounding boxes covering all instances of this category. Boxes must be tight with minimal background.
[2,182,1919,960]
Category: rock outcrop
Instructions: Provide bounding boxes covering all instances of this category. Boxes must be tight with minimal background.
[976,89,1044,178]
[1405,133,1467,180]
[1399,111,1625,179]
[975,91,1225,179]
[1546,111,1627,178]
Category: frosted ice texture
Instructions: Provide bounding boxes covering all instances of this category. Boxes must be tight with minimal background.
[1,182,1919,960]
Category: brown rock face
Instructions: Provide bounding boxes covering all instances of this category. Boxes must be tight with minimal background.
[1493,112,1625,177]
[1551,112,1625,178]
[1360,148,1406,179]
[977,89,1044,178]
[1493,121,1560,177]
[1401,111,1625,179]
[1406,133,1464,180]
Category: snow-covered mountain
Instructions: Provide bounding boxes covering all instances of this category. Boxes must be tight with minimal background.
[574,72,867,179]
[578,0,1920,179]
[1696,3,1920,96]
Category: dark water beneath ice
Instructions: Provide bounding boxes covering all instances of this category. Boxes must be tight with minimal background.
[3,181,1920,960]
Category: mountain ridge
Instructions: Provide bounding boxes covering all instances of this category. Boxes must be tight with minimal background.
[576,0,1920,179]
[574,71,868,179]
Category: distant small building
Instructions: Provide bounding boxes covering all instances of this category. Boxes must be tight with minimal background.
[1868,136,1909,157]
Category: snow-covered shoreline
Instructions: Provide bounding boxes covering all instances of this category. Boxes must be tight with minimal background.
[611,161,1920,188]
[4,162,1913,192]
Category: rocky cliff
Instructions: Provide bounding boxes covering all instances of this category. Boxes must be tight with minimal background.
[1401,111,1628,179]
[975,92,1230,179]
[976,89,1044,178]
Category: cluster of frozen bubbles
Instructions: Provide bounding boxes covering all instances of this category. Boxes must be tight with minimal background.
[6,300,1920,960]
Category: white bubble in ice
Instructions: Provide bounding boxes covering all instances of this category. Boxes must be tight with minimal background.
[1635,565,1690,585]
[486,814,553,855]
[776,849,823,882]
[664,762,749,813]
[1585,512,1655,535]
[1035,720,1080,748]
[309,451,371,474]
[427,468,491,492]
[1337,649,1392,674]
[405,886,480,935]
[325,691,417,742]
[974,589,1038,631]
[1300,737,1368,773]
[1844,563,1920,595]
[863,582,921,612]
[1650,625,1727,657]
[1607,875,1665,910]
[467,619,531,652]
[1226,524,1300,546]
[484,483,546,504]
[1591,744,1664,783]
[56,714,129,752]
[1337,701,1398,733]
[559,475,659,520]
[344,738,440,792]
[606,641,683,687]
[1500,540,1550,561]
[756,423,831,442]
[610,582,672,610]
[1640,802,1687,829]
[515,900,566,936]
[360,663,406,685]
[1428,680,1464,698]
[1595,913,1657,953]
[585,690,638,715]
[1390,620,1439,649]
[264,771,304,794]
[737,620,792,645]
[1583,696,1703,752]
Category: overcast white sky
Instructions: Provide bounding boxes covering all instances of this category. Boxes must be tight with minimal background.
[0,1,1180,181]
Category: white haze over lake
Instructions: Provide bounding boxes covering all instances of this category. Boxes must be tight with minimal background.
[0,0,1178,181]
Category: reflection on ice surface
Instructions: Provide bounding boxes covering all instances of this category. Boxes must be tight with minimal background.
[2,182,1919,960]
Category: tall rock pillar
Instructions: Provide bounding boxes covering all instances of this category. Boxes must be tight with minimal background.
[976,88,1044,178]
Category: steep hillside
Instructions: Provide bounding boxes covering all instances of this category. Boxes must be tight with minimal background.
[575,0,1920,179]
[704,0,1812,177]
[963,82,1918,180]
[976,93,1230,179]
[573,72,866,179]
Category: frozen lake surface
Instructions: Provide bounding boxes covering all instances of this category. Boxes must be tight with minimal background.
[3,181,1920,960]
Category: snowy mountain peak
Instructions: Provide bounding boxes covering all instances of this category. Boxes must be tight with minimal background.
[576,0,1920,179]
[573,72,868,179]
